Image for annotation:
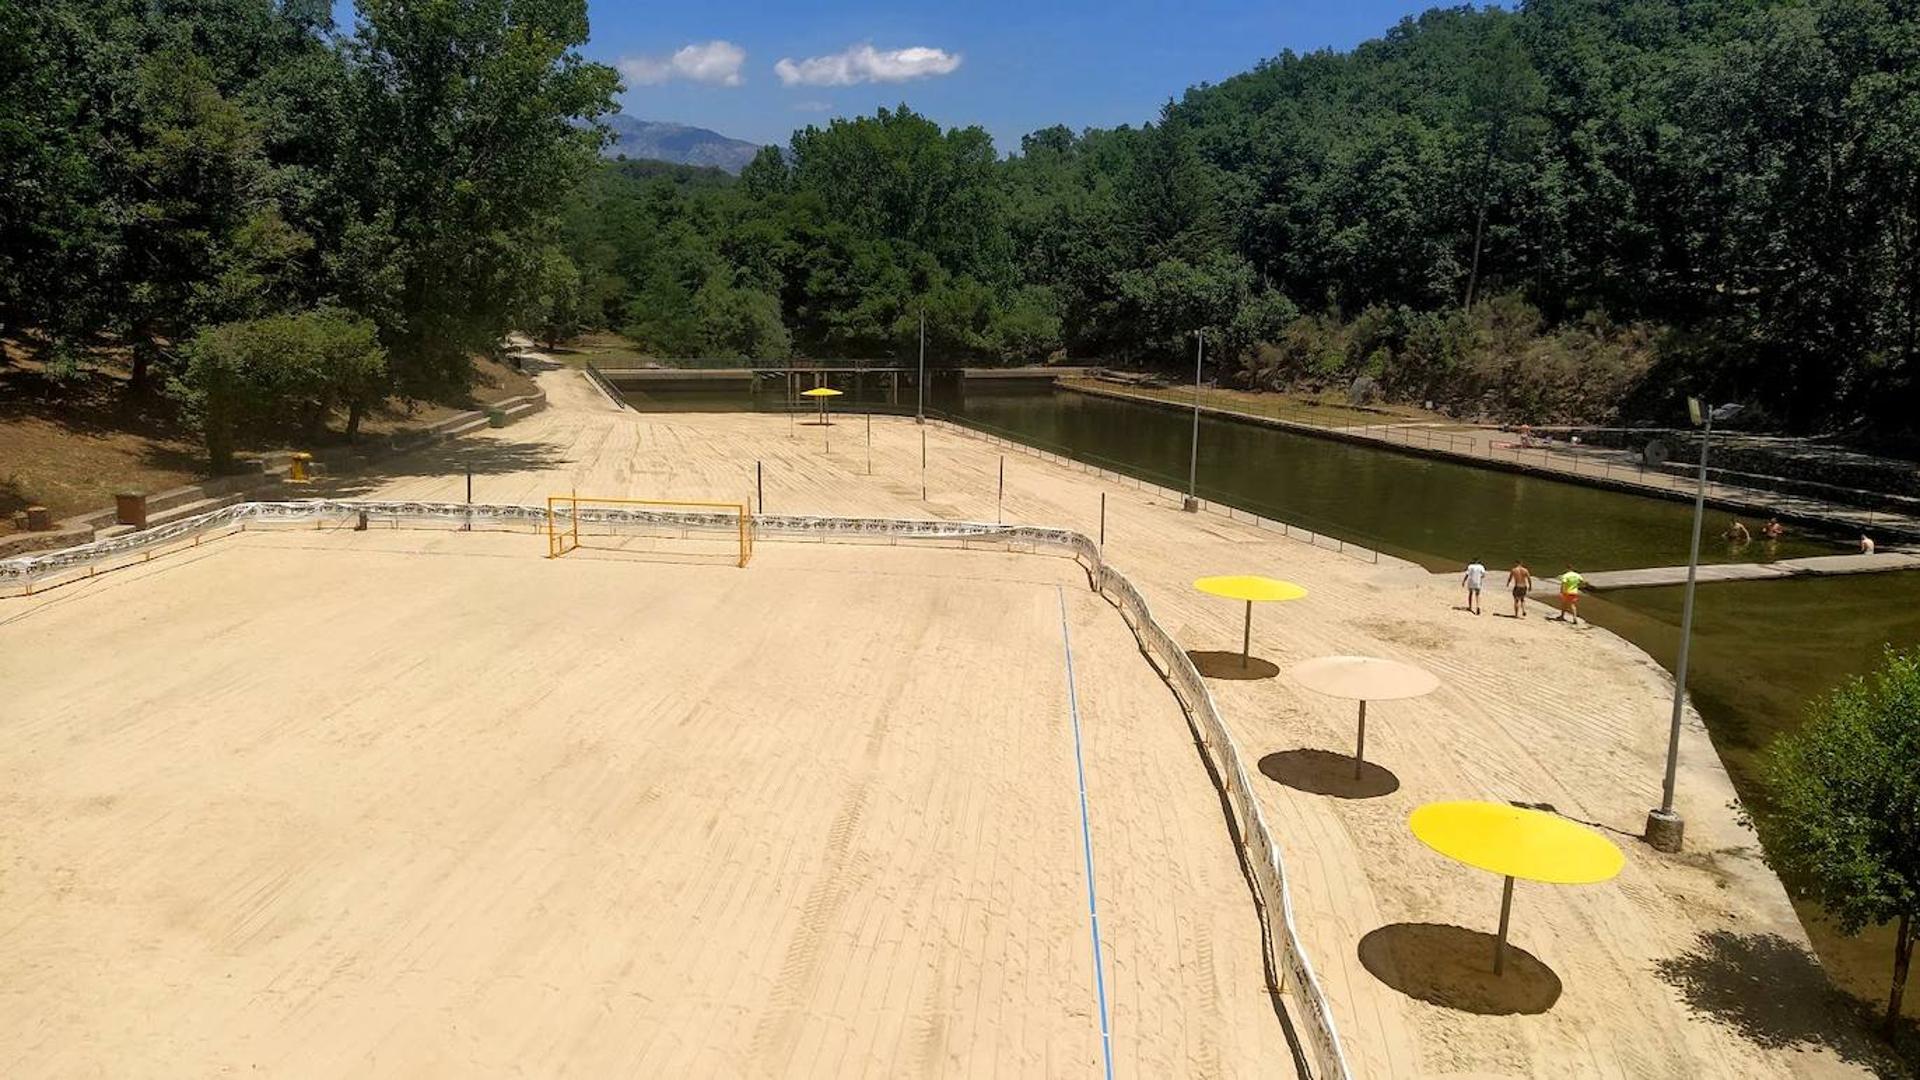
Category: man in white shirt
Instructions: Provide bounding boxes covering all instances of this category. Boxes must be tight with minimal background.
[1462,558,1487,615]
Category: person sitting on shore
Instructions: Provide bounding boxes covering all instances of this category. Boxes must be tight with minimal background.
[1763,518,1784,540]
[1507,561,1533,618]
[1551,565,1585,624]
[1723,519,1751,545]
[1861,533,1876,555]
[1462,558,1487,615]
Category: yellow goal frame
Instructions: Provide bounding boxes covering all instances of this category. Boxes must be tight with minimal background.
[545,494,753,567]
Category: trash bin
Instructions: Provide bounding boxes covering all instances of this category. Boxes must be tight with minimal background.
[289,452,312,483]
[115,492,147,528]
[24,505,53,531]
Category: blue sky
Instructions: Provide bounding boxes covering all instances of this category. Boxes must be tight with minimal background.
[336,2,1460,152]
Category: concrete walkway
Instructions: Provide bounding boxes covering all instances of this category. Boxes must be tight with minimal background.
[1428,550,1920,591]
[1580,550,1920,590]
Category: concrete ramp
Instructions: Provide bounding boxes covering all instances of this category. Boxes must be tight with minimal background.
[1581,550,1920,590]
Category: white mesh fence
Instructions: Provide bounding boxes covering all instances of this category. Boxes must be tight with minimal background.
[1,498,1351,1079]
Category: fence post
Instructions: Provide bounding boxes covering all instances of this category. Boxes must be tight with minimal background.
[998,455,1005,524]
[757,460,764,514]
[1100,491,1107,547]
[463,468,472,531]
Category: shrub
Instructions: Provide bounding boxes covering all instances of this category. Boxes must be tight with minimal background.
[174,308,387,470]
[1763,647,1920,1038]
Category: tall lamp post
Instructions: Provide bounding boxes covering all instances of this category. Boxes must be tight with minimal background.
[1645,397,1741,854]
[1183,330,1203,512]
[916,309,926,424]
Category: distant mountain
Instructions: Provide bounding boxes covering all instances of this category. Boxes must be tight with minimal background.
[598,116,760,174]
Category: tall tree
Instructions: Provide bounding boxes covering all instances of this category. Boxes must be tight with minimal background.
[334,0,617,397]
[1764,647,1920,1037]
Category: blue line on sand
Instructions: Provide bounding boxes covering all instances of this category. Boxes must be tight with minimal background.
[1057,586,1116,1080]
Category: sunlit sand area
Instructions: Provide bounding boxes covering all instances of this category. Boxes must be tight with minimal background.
[0,528,1287,1076]
[0,364,1878,1077]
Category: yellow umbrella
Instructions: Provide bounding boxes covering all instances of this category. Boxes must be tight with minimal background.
[1193,575,1307,668]
[1410,801,1625,974]
[1293,655,1439,778]
[800,386,843,425]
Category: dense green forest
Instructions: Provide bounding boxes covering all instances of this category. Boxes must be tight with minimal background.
[3,0,1918,452]
[561,0,1920,434]
[0,0,617,465]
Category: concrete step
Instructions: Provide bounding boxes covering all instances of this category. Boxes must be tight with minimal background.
[93,490,261,540]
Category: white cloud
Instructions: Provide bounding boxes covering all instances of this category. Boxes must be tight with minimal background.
[619,41,746,88]
[790,100,834,112]
[773,44,961,87]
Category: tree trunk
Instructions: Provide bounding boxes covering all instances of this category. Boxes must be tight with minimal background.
[129,341,151,392]
[205,419,234,475]
[1888,909,1913,1038]
[1464,200,1488,310]
[345,398,366,442]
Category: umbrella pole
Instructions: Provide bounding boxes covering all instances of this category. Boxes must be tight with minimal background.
[1241,600,1251,666]
[1354,700,1367,778]
[1494,875,1515,975]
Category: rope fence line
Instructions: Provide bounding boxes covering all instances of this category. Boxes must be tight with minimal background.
[0,499,1354,1079]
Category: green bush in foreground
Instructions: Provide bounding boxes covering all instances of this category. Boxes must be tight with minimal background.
[1764,648,1920,1038]
[174,309,386,470]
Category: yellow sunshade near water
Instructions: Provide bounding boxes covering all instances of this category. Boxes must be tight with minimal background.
[1411,801,1625,885]
[800,387,843,397]
[1193,575,1307,603]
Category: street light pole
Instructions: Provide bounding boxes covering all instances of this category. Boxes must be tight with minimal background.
[916,309,925,424]
[1184,330,1203,512]
[1646,398,1729,853]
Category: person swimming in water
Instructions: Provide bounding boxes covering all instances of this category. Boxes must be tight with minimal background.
[1723,519,1751,545]
[1763,517,1784,540]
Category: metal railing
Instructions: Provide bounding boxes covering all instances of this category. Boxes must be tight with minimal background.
[580,361,627,408]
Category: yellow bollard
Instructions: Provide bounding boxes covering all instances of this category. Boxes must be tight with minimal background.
[289,452,312,484]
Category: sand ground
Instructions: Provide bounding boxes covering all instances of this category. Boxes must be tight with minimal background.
[0,529,1291,1076]
[307,364,1875,1077]
[1,361,1883,1077]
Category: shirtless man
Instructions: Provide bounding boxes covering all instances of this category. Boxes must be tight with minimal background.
[1723,519,1751,545]
[1506,561,1533,617]
[1763,518,1785,540]
[1462,558,1487,615]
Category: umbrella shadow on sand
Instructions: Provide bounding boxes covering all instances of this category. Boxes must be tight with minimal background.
[1258,748,1400,799]
[1359,923,1563,1015]
[1187,650,1280,680]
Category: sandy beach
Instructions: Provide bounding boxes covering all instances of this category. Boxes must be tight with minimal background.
[0,361,1878,1077]
[0,530,1296,1076]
